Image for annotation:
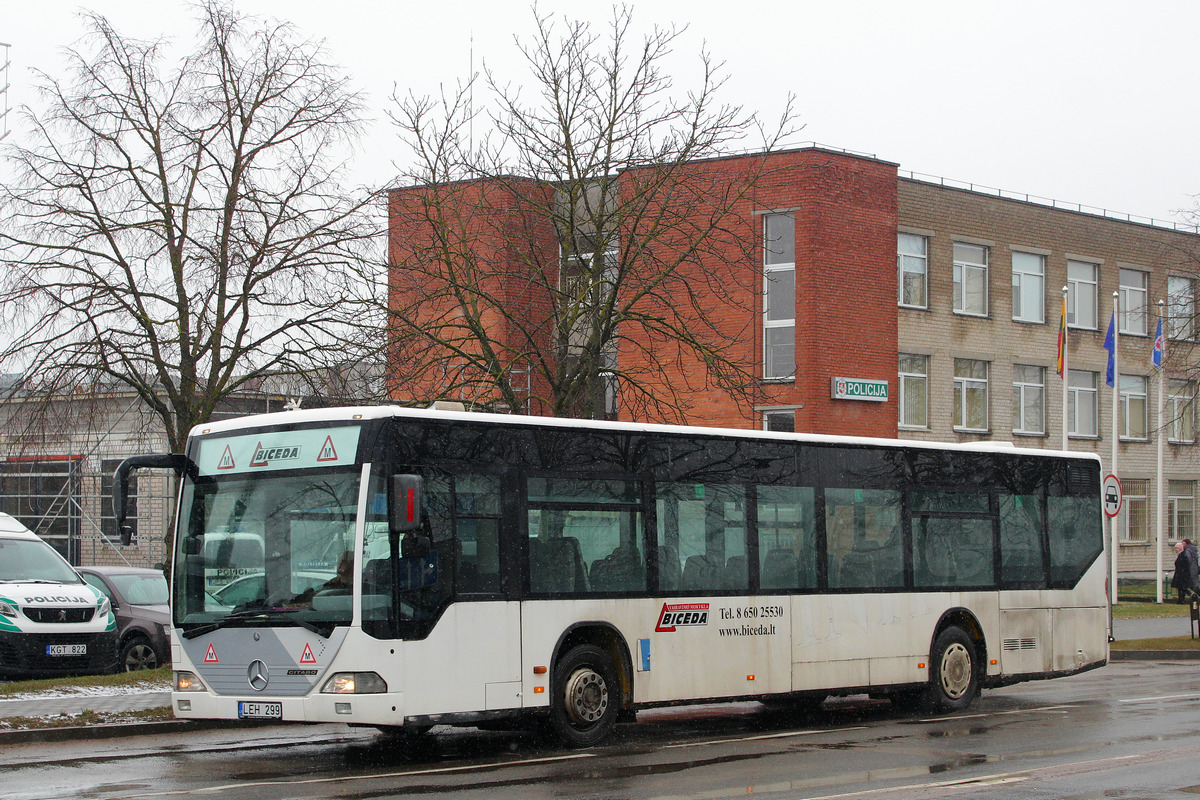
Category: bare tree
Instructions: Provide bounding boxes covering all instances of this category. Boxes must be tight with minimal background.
[0,1,381,453]
[388,6,798,421]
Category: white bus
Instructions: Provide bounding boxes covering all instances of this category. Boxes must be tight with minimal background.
[114,406,1108,746]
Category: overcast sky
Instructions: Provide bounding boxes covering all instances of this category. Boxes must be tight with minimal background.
[5,0,1198,225]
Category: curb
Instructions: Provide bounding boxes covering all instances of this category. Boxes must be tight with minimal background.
[0,716,282,745]
[1109,649,1200,661]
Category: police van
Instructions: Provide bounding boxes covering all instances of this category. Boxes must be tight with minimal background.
[0,513,118,677]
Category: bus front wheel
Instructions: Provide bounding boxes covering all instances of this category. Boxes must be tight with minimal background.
[549,644,619,747]
[926,626,979,713]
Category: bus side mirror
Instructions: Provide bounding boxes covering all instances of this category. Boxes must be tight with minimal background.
[112,454,192,546]
[389,475,423,535]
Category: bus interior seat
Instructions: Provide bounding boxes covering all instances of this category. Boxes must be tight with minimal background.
[589,543,645,592]
[723,555,748,590]
[681,555,722,592]
[529,536,589,592]
[761,548,798,590]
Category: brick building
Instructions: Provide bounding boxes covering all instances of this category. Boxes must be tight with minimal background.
[388,145,1200,578]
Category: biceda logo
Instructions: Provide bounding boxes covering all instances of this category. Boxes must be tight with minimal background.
[249,442,302,468]
[655,602,710,632]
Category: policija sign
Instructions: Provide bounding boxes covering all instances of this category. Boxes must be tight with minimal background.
[831,377,889,402]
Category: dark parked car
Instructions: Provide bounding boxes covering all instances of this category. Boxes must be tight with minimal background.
[76,566,171,672]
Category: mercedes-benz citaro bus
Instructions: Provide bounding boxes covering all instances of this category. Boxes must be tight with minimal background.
[112,406,1108,747]
[0,513,118,677]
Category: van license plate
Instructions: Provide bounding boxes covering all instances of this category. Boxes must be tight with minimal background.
[46,644,86,656]
[238,701,282,719]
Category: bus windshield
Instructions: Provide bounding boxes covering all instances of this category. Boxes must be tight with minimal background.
[173,468,363,628]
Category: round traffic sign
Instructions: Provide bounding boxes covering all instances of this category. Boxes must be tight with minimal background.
[1102,473,1122,518]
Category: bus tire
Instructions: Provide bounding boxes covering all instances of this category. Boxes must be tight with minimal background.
[926,626,979,713]
[549,644,619,748]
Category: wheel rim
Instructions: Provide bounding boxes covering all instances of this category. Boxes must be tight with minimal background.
[938,642,972,699]
[125,643,158,671]
[563,666,608,727]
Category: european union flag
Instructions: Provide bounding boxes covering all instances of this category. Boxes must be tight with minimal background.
[1103,312,1115,387]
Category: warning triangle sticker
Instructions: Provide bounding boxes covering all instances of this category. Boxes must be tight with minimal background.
[316,435,338,462]
[249,441,268,467]
[217,445,236,470]
[204,643,219,663]
[300,643,316,664]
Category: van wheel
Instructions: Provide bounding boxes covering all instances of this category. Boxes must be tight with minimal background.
[121,636,159,672]
[549,645,619,747]
[925,626,979,712]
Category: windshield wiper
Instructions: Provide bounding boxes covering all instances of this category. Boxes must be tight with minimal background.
[181,607,333,639]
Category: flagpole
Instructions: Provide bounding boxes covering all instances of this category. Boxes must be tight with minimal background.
[1155,299,1166,603]
[1061,286,1070,451]
[1111,291,1120,608]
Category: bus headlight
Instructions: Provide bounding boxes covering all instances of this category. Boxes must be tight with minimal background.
[175,671,207,692]
[321,672,387,694]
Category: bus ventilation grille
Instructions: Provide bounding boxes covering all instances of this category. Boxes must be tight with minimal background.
[1002,637,1038,651]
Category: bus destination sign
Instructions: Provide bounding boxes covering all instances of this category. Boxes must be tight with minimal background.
[196,427,361,475]
[831,377,889,402]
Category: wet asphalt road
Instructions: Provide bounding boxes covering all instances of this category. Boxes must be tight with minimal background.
[2,659,1199,800]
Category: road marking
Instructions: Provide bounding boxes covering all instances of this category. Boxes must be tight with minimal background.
[1118,693,1200,703]
[915,704,1075,722]
[664,725,868,749]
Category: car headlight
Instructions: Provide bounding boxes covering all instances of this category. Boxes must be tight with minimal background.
[97,597,112,617]
[0,600,16,619]
[320,672,387,694]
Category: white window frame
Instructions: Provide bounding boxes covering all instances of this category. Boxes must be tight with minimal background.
[1011,251,1045,324]
[1169,480,1195,543]
[1121,478,1149,543]
[897,233,928,309]
[953,358,989,432]
[898,353,929,429]
[1012,364,1045,435]
[1067,260,1098,330]
[763,410,796,433]
[1068,369,1098,437]
[952,243,989,317]
[1168,276,1195,341]
[1119,268,1148,336]
[1169,379,1195,444]
[1119,374,1149,440]
[763,213,795,380]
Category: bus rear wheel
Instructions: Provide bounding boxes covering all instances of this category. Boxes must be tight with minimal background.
[549,644,619,748]
[925,626,979,713]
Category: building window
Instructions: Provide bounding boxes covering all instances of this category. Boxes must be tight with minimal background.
[953,358,989,432]
[763,212,795,380]
[1119,375,1148,440]
[1011,251,1044,323]
[1168,276,1195,341]
[1170,480,1195,542]
[1169,379,1196,444]
[1119,268,1148,336]
[1067,260,1098,329]
[1068,369,1098,437]
[899,354,928,429]
[764,410,795,432]
[898,233,927,308]
[1121,478,1149,543]
[1012,364,1045,435]
[952,243,988,317]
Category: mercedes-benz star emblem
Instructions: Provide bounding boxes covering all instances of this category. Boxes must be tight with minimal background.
[247,660,269,691]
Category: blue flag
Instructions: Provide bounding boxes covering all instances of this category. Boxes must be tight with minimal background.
[1103,312,1115,387]
[1153,316,1164,369]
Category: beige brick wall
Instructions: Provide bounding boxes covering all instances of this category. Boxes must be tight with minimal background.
[898,178,1200,577]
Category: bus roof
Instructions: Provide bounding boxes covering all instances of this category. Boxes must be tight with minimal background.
[190,405,1103,465]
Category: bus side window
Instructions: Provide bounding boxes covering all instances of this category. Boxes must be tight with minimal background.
[657,482,745,594]
[757,485,817,592]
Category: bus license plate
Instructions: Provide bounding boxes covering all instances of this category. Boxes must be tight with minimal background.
[238,701,282,719]
[46,644,86,656]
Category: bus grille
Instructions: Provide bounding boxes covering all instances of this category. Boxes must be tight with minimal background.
[23,607,95,623]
